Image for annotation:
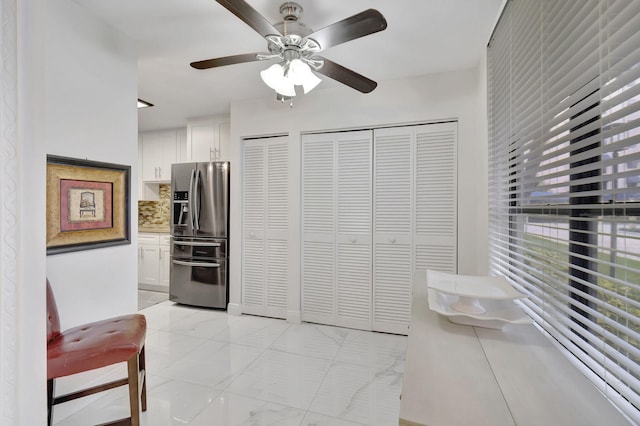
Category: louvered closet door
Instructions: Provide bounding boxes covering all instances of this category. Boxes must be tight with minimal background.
[301,134,336,325]
[242,141,265,313]
[265,141,289,317]
[414,122,457,272]
[335,131,372,330]
[373,127,413,334]
[302,130,373,329]
[241,136,289,318]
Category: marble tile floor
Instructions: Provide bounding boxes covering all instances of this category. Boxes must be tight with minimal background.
[138,289,170,310]
[54,301,408,426]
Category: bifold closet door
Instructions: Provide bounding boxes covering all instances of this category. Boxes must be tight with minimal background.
[241,136,289,318]
[301,130,373,330]
[301,123,457,334]
[372,122,457,334]
[372,127,413,334]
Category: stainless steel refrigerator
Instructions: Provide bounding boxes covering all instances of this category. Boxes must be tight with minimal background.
[170,161,229,308]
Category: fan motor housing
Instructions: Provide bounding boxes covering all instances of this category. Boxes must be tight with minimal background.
[280,2,303,21]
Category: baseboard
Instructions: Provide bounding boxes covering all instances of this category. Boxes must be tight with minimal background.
[138,283,169,293]
[227,302,242,316]
[286,310,301,324]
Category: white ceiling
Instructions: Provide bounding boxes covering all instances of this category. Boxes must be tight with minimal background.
[72,0,503,132]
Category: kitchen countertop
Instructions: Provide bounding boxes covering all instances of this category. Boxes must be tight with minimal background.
[138,226,170,234]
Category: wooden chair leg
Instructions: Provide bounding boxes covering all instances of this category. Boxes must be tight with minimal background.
[47,379,55,426]
[127,353,141,426]
[139,346,147,412]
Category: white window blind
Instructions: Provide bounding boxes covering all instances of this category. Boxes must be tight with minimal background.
[488,0,640,421]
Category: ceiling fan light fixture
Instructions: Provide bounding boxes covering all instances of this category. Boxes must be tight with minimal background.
[260,63,296,97]
[288,59,322,94]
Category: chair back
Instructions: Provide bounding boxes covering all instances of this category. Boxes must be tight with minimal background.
[46,279,61,343]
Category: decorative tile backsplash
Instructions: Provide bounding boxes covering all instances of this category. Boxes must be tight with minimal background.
[138,184,171,229]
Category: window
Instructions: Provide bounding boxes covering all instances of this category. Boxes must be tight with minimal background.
[488,1,640,421]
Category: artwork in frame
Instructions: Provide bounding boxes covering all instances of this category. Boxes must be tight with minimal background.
[46,155,131,255]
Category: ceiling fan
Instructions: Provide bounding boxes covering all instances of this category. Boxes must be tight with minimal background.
[190,0,387,98]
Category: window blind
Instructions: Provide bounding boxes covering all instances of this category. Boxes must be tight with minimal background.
[488,0,640,421]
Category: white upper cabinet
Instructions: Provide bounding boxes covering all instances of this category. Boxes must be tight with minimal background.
[186,116,230,162]
[141,129,181,182]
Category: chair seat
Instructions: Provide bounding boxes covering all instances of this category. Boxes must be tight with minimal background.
[47,314,146,380]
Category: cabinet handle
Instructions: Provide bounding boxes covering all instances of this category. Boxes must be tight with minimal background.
[158,166,162,179]
[159,250,162,261]
[140,247,144,259]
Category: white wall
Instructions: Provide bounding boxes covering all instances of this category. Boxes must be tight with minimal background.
[476,51,490,275]
[0,0,47,424]
[227,67,489,319]
[44,1,138,422]
[45,0,138,329]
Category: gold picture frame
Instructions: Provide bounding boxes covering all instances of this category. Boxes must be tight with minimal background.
[46,155,131,255]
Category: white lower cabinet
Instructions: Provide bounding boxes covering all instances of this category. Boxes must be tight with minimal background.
[138,233,170,292]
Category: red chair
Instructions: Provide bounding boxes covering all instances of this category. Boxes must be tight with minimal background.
[46,279,147,425]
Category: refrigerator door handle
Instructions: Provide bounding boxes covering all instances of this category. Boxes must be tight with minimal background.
[174,241,221,247]
[172,259,220,268]
[194,168,201,231]
[188,168,196,230]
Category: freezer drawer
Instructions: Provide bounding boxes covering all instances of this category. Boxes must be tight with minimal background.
[169,257,227,309]
[171,237,227,260]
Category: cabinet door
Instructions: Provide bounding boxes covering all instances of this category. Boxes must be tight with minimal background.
[373,127,413,334]
[139,244,160,285]
[219,121,230,161]
[159,135,177,180]
[187,119,216,161]
[141,135,164,181]
[141,130,178,182]
[186,117,230,161]
[158,244,171,288]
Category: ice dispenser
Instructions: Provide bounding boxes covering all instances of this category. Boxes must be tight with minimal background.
[173,191,189,227]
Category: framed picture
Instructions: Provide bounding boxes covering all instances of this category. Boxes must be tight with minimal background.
[46,155,131,255]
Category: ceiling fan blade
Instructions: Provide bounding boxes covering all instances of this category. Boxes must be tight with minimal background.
[190,53,262,70]
[307,9,387,51]
[215,0,282,38]
[314,57,377,93]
